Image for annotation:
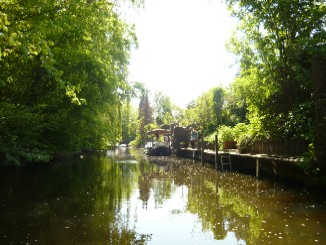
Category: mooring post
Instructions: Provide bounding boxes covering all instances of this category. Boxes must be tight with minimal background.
[215,134,218,170]
[256,157,260,178]
[201,138,204,165]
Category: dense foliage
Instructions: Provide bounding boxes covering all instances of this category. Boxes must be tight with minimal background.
[0,0,138,165]
[153,91,174,125]
[225,0,325,141]
[2,0,324,167]
[134,88,153,147]
[173,0,325,165]
[121,98,138,146]
[180,87,227,136]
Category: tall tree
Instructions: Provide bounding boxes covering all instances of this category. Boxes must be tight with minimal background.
[212,87,225,127]
[0,0,139,165]
[226,0,325,140]
[129,82,153,147]
[180,87,226,135]
[222,86,247,126]
[138,92,153,131]
[121,100,138,145]
[153,91,174,125]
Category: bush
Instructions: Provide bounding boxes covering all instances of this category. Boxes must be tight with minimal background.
[204,133,217,143]
[204,123,257,153]
[237,135,254,153]
[0,103,52,165]
[233,123,251,141]
[217,125,235,150]
[232,123,254,153]
[218,125,235,141]
[298,143,318,176]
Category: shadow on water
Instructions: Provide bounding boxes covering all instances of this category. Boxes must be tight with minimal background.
[0,147,325,244]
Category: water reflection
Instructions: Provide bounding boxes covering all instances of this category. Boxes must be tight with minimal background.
[0,148,325,244]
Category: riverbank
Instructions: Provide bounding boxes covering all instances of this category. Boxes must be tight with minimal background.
[176,148,326,189]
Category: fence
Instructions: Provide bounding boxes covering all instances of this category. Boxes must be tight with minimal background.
[252,140,308,156]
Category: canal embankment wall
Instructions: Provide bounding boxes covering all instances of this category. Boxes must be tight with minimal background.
[176,148,326,189]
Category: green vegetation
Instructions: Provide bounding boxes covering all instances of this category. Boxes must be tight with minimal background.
[225,0,325,141]
[177,0,324,167]
[124,82,183,147]
[1,0,325,169]
[0,0,141,165]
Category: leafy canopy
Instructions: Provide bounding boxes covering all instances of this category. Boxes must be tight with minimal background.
[0,0,139,165]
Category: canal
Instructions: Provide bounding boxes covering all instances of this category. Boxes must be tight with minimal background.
[1,147,325,244]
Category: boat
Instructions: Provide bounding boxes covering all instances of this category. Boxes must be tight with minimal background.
[144,129,172,156]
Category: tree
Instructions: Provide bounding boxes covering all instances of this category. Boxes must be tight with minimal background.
[180,87,226,136]
[226,0,326,141]
[132,84,153,147]
[153,91,178,125]
[0,0,139,165]
[212,87,225,127]
[223,85,247,126]
[138,91,153,128]
[121,100,138,145]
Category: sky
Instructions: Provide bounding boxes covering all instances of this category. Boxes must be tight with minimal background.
[127,0,239,108]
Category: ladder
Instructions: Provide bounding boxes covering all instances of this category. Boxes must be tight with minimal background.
[221,153,232,170]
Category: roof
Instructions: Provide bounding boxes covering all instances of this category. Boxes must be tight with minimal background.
[146,129,171,136]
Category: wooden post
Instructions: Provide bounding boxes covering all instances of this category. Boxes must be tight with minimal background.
[215,134,218,170]
[201,138,204,165]
[256,158,259,178]
[272,160,277,176]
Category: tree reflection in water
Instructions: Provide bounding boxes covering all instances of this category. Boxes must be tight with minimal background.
[1,147,325,244]
[129,148,325,244]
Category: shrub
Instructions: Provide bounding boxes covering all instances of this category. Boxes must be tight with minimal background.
[217,125,235,150]
[237,135,254,153]
[233,123,251,142]
[232,123,253,153]
[218,125,235,142]
[298,143,318,176]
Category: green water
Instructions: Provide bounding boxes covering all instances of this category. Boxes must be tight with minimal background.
[1,147,325,244]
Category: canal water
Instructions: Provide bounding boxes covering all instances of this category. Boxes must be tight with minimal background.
[1,147,325,244]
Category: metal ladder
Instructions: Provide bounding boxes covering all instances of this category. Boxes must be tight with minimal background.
[221,153,231,170]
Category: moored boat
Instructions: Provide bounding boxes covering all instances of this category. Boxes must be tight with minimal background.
[145,129,172,156]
